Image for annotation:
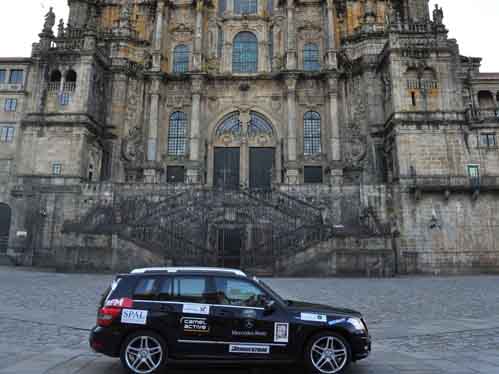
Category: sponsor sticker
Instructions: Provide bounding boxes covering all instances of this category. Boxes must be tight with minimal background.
[274,322,289,343]
[121,309,148,325]
[183,303,210,315]
[229,345,270,354]
[300,313,327,323]
[232,330,268,337]
[182,317,210,333]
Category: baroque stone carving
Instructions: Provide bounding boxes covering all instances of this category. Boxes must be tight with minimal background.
[122,126,144,162]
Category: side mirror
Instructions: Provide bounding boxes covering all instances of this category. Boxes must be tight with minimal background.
[264,300,276,315]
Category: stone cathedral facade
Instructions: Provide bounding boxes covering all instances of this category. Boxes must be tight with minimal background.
[0,0,498,275]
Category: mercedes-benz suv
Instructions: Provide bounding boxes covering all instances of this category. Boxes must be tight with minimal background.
[90,267,371,374]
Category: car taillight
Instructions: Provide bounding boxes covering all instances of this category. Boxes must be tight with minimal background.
[97,297,133,327]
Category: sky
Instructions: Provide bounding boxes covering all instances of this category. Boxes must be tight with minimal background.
[0,0,497,72]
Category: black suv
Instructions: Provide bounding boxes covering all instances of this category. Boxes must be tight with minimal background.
[90,267,371,374]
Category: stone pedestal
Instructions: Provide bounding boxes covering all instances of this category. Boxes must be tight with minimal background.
[144,168,159,183]
[329,167,343,186]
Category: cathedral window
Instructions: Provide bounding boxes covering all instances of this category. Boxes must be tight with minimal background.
[52,162,62,176]
[303,43,320,72]
[0,126,14,143]
[304,166,323,184]
[64,70,77,91]
[49,70,62,91]
[303,111,321,155]
[9,70,23,84]
[479,133,497,149]
[173,45,190,73]
[232,32,258,73]
[219,0,226,16]
[4,99,17,112]
[168,111,187,156]
[59,93,71,106]
[235,0,257,14]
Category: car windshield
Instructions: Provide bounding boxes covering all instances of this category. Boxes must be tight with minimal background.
[254,278,287,306]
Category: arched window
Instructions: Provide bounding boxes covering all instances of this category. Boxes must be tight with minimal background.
[235,0,257,14]
[303,43,320,72]
[216,111,273,137]
[173,45,190,73]
[65,70,77,82]
[168,112,187,156]
[50,70,62,82]
[63,69,77,92]
[478,91,495,109]
[304,111,321,155]
[233,32,258,73]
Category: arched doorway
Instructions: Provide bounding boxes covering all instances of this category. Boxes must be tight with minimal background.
[0,203,11,253]
[212,110,277,190]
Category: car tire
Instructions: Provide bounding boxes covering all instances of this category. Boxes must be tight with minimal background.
[120,330,168,374]
[304,331,351,374]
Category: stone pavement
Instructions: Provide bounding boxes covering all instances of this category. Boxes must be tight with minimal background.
[1,267,499,373]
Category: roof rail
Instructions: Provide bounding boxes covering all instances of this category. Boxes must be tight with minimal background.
[130,267,247,277]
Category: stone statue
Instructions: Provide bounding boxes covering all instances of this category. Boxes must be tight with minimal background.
[57,19,64,38]
[43,7,56,33]
[433,4,444,25]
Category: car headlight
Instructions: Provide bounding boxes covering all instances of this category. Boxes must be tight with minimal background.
[348,318,366,331]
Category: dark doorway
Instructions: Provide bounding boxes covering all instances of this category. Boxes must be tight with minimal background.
[214,148,240,189]
[249,147,274,190]
[0,203,11,253]
[217,228,242,269]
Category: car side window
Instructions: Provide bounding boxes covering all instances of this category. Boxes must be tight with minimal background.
[172,276,209,303]
[133,277,159,300]
[214,277,268,308]
[158,277,173,301]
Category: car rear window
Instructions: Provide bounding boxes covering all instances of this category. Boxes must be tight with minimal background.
[104,276,136,304]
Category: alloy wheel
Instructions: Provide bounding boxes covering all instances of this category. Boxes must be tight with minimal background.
[310,335,348,374]
[124,335,164,374]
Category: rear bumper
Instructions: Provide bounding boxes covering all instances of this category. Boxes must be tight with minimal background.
[89,326,123,357]
[351,334,371,361]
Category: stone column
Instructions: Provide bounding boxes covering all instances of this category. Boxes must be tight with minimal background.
[152,0,166,71]
[328,75,342,185]
[285,0,297,70]
[325,0,337,69]
[187,76,203,183]
[145,78,161,183]
[328,75,340,161]
[193,0,204,71]
[285,75,299,184]
[239,111,251,188]
[223,41,232,73]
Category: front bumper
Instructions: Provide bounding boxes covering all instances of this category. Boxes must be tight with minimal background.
[351,334,371,361]
[89,325,123,357]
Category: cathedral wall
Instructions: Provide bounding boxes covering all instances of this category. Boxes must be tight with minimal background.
[395,125,499,177]
[398,191,499,274]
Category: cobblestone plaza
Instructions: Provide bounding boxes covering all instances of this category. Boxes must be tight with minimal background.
[1,267,499,373]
